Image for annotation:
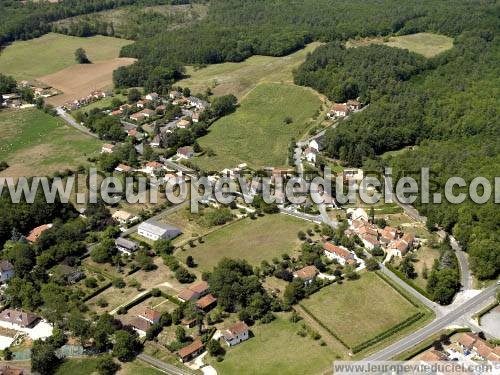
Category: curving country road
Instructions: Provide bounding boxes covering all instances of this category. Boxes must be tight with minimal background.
[56,107,99,138]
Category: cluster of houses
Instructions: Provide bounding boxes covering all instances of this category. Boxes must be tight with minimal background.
[346,208,417,257]
[62,90,112,111]
[327,98,363,119]
[416,332,500,369]
[18,80,59,99]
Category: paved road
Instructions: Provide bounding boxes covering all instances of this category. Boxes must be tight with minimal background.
[138,353,194,375]
[279,207,322,223]
[56,107,99,138]
[378,263,443,314]
[160,157,197,176]
[449,234,473,290]
[364,284,497,360]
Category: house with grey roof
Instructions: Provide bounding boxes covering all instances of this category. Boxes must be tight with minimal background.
[138,220,182,241]
[0,260,14,283]
[115,238,139,255]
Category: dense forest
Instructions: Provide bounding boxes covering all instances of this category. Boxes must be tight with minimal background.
[295,27,498,278]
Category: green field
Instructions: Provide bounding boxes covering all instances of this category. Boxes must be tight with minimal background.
[300,272,419,348]
[385,33,454,58]
[174,214,312,272]
[347,32,453,58]
[211,313,338,375]
[55,357,164,375]
[179,42,322,99]
[0,109,102,177]
[0,32,132,81]
[194,82,322,170]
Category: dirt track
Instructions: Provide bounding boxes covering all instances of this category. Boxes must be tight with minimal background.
[39,57,136,105]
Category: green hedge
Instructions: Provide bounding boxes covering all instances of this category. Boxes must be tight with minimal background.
[297,304,350,349]
[82,281,112,302]
[352,312,425,353]
[378,267,432,304]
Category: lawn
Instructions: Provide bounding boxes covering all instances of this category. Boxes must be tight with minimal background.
[0,32,133,81]
[55,358,100,375]
[179,42,322,99]
[211,313,338,375]
[347,32,453,58]
[0,109,102,177]
[194,82,322,170]
[174,214,312,272]
[300,272,419,348]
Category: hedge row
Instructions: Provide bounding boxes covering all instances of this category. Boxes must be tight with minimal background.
[377,268,431,306]
[352,312,425,353]
[82,281,112,302]
[297,304,350,349]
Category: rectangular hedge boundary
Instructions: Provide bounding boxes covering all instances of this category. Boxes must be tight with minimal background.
[351,311,425,353]
[82,281,112,302]
[297,304,350,349]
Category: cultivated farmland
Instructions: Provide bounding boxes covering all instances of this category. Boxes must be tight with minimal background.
[194,82,323,170]
[0,33,133,81]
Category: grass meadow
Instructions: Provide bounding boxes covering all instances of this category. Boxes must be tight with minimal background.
[194,82,322,170]
[0,109,102,177]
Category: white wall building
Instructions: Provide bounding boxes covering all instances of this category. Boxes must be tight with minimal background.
[138,220,182,241]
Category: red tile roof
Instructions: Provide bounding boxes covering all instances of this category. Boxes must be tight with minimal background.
[196,294,217,309]
[26,224,52,243]
[323,243,354,260]
[142,307,161,322]
[177,340,203,360]
[189,281,208,294]
[293,265,319,280]
[225,321,249,339]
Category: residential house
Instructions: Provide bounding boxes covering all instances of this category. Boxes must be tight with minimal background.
[343,168,364,183]
[0,261,15,283]
[112,210,136,225]
[145,92,159,101]
[181,317,196,328]
[130,112,146,122]
[176,146,194,159]
[0,309,39,329]
[196,294,217,312]
[115,238,139,255]
[304,147,318,163]
[109,109,123,116]
[388,239,410,257]
[457,332,499,360]
[169,90,181,99]
[26,224,53,243]
[293,265,319,285]
[402,233,416,251]
[144,161,164,175]
[187,96,209,111]
[347,99,362,111]
[138,220,182,241]
[177,119,191,129]
[192,112,200,123]
[177,281,209,302]
[222,321,250,346]
[129,317,151,337]
[136,100,146,109]
[173,97,189,106]
[141,108,155,118]
[115,164,132,173]
[139,307,161,325]
[120,104,132,111]
[101,143,116,154]
[150,134,161,148]
[309,139,322,152]
[329,103,349,118]
[53,265,84,284]
[323,243,356,266]
[177,340,204,363]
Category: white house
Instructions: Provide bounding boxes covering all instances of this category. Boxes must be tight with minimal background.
[222,321,249,346]
[176,146,194,159]
[323,242,356,266]
[144,161,164,176]
[188,96,209,110]
[112,210,136,225]
[139,307,161,325]
[309,139,321,151]
[145,92,159,101]
[0,261,15,283]
[138,220,182,241]
[293,265,319,285]
[304,147,318,163]
[329,103,349,118]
